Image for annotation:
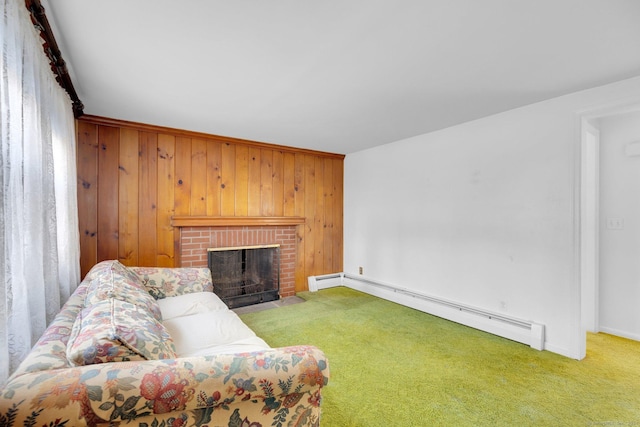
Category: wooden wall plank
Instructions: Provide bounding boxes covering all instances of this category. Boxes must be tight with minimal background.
[302,155,316,288]
[273,151,284,216]
[190,138,207,215]
[260,149,274,216]
[248,147,261,216]
[314,156,325,276]
[283,152,295,217]
[118,128,139,266]
[157,134,176,266]
[234,145,249,216]
[220,143,236,216]
[294,153,306,291]
[323,157,334,273]
[76,121,98,277]
[174,137,192,217]
[206,140,222,216]
[333,158,344,273]
[138,132,158,266]
[97,126,119,261]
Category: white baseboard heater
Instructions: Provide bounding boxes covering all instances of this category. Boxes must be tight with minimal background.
[308,273,545,351]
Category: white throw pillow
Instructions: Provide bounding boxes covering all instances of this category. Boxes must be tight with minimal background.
[157,292,228,320]
[162,310,270,356]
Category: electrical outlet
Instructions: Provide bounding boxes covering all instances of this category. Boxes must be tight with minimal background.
[358,266,363,275]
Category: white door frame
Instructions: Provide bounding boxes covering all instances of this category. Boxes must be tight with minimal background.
[580,119,600,334]
[576,99,640,359]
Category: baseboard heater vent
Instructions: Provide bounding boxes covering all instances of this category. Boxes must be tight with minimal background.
[308,273,545,351]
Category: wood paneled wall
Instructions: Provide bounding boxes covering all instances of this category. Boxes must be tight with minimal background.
[76,116,344,291]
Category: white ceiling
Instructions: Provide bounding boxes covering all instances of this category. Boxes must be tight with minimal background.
[45,0,640,154]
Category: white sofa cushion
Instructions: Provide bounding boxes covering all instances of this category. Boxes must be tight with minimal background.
[163,310,270,357]
[157,292,228,320]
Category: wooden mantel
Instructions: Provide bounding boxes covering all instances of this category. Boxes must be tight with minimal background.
[171,216,306,227]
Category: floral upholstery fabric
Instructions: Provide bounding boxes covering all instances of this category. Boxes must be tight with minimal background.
[67,298,177,366]
[0,262,329,427]
[130,266,213,300]
[85,259,140,283]
[88,346,328,426]
[8,282,89,379]
[84,260,163,321]
[0,346,328,427]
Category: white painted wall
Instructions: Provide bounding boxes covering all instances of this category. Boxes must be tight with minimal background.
[344,76,640,358]
[598,110,640,341]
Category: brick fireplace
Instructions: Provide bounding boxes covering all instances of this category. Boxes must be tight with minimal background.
[178,225,298,297]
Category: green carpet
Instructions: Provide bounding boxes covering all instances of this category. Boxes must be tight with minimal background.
[239,287,640,427]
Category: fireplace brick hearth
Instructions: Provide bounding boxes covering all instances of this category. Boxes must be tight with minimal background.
[179,226,297,297]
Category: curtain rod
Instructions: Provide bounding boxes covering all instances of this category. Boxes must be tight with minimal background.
[25,0,84,118]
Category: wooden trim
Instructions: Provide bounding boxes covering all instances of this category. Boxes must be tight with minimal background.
[78,115,346,159]
[171,216,306,227]
[26,0,84,117]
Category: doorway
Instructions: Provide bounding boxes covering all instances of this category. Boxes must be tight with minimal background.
[580,103,640,357]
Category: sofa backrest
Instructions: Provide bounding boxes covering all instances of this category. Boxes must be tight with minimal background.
[8,261,214,381]
[129,266,213,299]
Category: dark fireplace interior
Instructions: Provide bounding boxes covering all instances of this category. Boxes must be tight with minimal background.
[207,245,280,308]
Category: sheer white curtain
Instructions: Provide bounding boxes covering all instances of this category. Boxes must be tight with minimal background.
[0,0,81,384]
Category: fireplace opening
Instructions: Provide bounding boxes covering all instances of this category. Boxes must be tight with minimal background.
[207,244,280,308]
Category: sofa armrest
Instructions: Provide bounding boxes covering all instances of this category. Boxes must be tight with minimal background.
[128,267,213,299]
[86,346,329,424]
[1,364,117,427]
[1,346,328,427]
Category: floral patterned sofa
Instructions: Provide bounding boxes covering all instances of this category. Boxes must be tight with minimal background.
[0,260,329,427]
